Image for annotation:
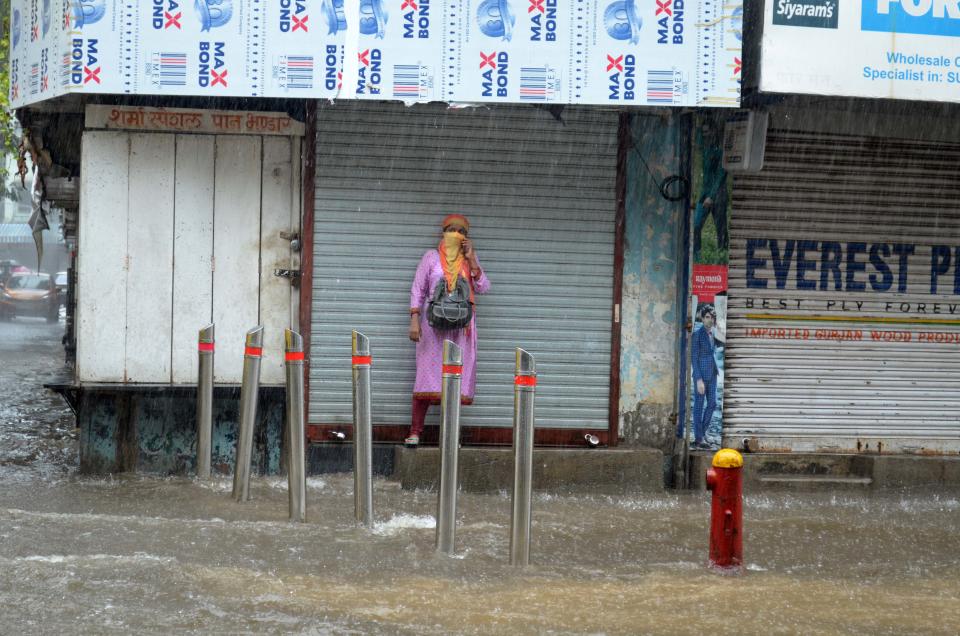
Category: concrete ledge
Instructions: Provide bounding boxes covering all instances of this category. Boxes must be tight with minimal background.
[688,452,960,491]
[396,447,663,494]
[757,475,873,492]
[872,455,960,488]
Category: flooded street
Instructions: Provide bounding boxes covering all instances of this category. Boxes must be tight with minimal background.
[0,320,959,634]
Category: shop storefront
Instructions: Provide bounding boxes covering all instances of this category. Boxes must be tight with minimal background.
[7,0,739,469]
[712,2,960,455]
[307,102,622,443]
[725,107,960,453]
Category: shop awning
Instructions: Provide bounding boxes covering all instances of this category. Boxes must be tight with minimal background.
[0,224,33,244]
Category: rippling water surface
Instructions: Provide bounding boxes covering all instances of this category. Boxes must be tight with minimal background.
[1,320,959,634]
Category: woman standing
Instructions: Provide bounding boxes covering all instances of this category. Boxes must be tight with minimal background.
[405,214,490,446]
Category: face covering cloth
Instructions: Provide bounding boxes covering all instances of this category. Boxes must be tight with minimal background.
[440,231,465,292]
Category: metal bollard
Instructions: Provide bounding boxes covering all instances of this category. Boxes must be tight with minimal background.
[232,326,264,502]
[510,348,537,566]
[285,329,307,522]
[706,448,744,570]
[196,324,215,479]
[435,340,463,555]
[351,331,374,527]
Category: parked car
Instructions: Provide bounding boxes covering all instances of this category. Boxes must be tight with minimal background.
[0,273,60,323]
[0,259,29,285]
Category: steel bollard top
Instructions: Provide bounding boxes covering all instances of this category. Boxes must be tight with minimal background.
[515,348,536,376]
[712,448,744,469]
[285,329,304,353]
[284,329,304,363]
[198,323,215,344]
[352,331,370,357]
[442,340,463,367]
[244,325,265,357]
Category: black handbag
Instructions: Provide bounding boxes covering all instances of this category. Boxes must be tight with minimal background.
[427,276,473,330]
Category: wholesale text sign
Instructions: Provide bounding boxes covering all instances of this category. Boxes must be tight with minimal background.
[761,1,960,103]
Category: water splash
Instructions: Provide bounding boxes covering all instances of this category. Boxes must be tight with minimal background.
[372,514,435,536]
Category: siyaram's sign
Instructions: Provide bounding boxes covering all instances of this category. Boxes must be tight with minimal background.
[84,105,306,136]
[772,0,838,29]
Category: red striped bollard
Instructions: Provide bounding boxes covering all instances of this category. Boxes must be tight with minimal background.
[510,348,537,566]
[706,448,744,570]
[351,331,373,527]
[196,324,215,479]
[436,340,463,555]
[284,329,306,522]
[232,326,264,503]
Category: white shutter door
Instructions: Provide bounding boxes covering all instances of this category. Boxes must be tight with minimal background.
[727,129,960,453]
[310,102,618,430]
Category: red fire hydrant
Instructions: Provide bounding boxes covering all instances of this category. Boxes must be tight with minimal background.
[705,448,744,570]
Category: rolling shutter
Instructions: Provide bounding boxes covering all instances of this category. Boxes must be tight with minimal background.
[726,129,960,453]
[309,102,618,430]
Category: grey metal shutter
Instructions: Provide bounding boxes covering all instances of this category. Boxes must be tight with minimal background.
[726,129,960,453]
[309,102,618,430]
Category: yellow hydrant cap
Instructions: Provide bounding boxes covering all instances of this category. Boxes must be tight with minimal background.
[712,448,744,468]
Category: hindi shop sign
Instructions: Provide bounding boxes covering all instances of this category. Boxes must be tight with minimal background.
[84,106,306,136]
[9,0,742,109]
[761,1,960,103]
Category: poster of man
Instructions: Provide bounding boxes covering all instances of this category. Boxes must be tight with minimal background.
[690,298,725,449]
[685,113,730,451]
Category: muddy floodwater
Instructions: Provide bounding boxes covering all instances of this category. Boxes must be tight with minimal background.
[2,320,960,634]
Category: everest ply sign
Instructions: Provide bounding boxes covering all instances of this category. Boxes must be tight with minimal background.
[762,1,960,103]
[8,0,742,108]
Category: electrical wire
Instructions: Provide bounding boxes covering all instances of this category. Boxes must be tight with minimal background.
[635,149,689,202]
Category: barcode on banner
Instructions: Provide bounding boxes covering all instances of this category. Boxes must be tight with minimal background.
[60,54,71,88]
[646,70,673,104]
[277,56,314,90]
[519,67,556,101]
[393,64,429,99]
[29,64,39,95]
[148,52,187,87]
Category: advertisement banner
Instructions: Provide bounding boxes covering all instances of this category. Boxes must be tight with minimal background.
[9,0,70,107]
[10,0,742,108]
[692,263,727,303]
[131,0,262,97]
[761,1,960,103]
[685,113,729,451]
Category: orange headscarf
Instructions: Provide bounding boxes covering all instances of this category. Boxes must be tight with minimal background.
[438,214,471,293]
[442,214,470,232]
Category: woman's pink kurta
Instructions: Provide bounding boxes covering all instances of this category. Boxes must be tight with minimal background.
[410,250,490,403]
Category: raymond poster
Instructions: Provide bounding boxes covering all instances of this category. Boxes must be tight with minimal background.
[686,113,729,450]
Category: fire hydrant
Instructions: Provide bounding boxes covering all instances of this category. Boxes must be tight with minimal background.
[705,448,743,569]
